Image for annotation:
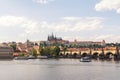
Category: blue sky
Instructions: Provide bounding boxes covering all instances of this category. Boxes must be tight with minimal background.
[0,0,120,43]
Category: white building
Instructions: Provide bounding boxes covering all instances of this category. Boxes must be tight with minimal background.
[68,40,106,47]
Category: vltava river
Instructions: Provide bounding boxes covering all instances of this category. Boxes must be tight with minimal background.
[0,59,120,80]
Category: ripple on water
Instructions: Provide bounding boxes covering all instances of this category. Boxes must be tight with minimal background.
[0,59,120,80]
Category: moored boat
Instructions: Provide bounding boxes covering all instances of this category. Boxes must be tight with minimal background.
[14,56,28,60]
[37,56,48,59]
[80,57,91,62]
[28,55,36,59]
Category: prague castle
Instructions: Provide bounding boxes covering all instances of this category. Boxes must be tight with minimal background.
[68,40,106,47]
[43,33,106,47]
[47,33,69,44]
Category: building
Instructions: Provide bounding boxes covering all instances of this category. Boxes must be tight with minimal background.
[0,45,13,59]
[67,40,106,47]
[48,33,62,42]
[26,39,34,48]
[16,42,28,52]
[47,33,69,45]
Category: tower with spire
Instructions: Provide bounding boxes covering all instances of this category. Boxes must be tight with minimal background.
[47,33,62,41]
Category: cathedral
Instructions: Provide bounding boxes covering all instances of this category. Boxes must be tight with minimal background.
[47,33,62,42]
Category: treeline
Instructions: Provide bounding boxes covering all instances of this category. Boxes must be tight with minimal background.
[39,46,60,57]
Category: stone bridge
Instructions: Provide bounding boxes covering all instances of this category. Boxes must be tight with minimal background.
[60,47,120,57]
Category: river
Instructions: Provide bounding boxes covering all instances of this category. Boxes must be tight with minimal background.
[0,59,120,80]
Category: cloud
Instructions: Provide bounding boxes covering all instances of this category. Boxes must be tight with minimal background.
[50,17,103,32]
[0,15,105,42]
[95,34,120,42]
[61,34,120,43]
[62,17,82,21]
[95,0,120,13]
[0,16,103,34]
[33,0,54,4]
[0,15,46,34]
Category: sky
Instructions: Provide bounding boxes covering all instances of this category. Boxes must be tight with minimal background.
[0,0,120,43]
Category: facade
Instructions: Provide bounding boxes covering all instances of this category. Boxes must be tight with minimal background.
[40,33,69,46]
[16,42,28,52]
[47,33,69,44]
[26,40,34,48]
[68,40,106,47]
[41,33,106,47]
[0,46,13,59]
[48,33,62,42]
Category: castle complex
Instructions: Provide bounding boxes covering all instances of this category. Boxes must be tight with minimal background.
[47,33,69,45]
[48,33,62,41]
[46,33,106,47]
[1,33,120,59]
[68,40,106,47]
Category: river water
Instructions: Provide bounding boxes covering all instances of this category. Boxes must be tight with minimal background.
[0,59,120,80]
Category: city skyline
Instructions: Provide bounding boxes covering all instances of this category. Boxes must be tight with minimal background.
[0,0,120,43]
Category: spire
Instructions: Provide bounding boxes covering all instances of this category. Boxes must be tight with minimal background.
[52,32,54,37]
[48,35,49,41]
[55,34,56,39]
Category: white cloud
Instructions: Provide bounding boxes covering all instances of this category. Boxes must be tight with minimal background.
[33,0,54,4]
[62,17,82,21]
[0,15,45,34]
[0,16,103,33]
[58,34,120,43]
[95,34,120,42]
[50,17,103,32]
[95,0,120,13]
[0,15,105,42]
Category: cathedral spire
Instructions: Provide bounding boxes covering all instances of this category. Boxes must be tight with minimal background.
[52,32,54,37]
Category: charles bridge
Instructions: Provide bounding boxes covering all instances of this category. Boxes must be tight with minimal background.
[60,46,120,59]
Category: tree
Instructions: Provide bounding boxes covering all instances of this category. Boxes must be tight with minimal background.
[39,46,61,57]
[53,46,60,57]
[35,43,38,46]
[63,46,67,55]
[31,48,37,57]
[39,46,51,56]
[10,44,16,51]
[39,46,44,56]
[45,47,51,56]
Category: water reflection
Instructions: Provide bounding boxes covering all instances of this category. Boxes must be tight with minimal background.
[0,59,120,80]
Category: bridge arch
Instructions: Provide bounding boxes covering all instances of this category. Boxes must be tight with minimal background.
[99,53,105,59]
[64,52,71,55]
[81,53,88,57]
[92,52,99,58]
[73,53,78,58]
[105,52,113,59]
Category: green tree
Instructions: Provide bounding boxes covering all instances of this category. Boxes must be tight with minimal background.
[63,46,67,55]
[20,52,25,56]
[10,44,16,51]
[39,46,44,56]
[31,48,37,57]
[39,46,51,56]
[44,47,51,56]
[39,46,60,57]
[53,46,60,57]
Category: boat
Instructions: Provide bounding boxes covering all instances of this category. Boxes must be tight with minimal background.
[28,55,36,59]
[14,56,28,60]
[80,57,91,62]
[37,56,48,59]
